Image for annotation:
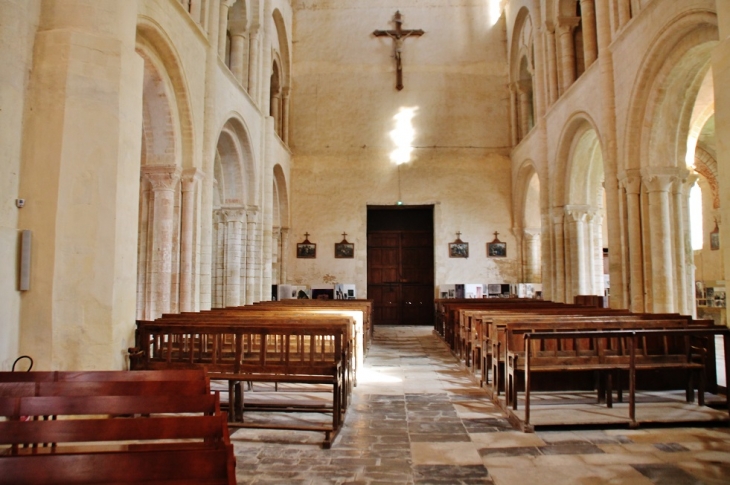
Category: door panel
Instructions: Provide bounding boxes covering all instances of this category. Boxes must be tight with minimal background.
[367,229,434,325]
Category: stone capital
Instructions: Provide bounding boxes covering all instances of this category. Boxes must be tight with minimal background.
[557,17,581,34]
[246,205,260,220]
[222,207,246,223]
[143,165,181,191]
[523,227,542,238]
[181,168,204,192]
[641,167,683,193]
[618,169,642,195]
[564,204,595,222]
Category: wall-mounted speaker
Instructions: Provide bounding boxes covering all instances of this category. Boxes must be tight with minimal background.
[19,230,31,291]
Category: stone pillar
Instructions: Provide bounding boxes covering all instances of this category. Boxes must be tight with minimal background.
[557,18,580,94]
[620,172,645,312]
[517,83,530,140]
[596,0,625,308]
[271,92,282,138]
[509,83,519,145]
[213,209,225,308]
[579,0,598,68]
[642,169,677,313]
[190,0,202,24]
[223,208,245,307]
[280,227,290,284]
[712,5,730,323]
[179,169,203,312]
[545,23,559,103]
[524,228,542,283]
[246,207,259,304]
[230,33,246,84]
[248,27,261,107]
[566,206,590,296]
[617,0,631,28]
[672,173,690,315]
[589,211,604,295]
[553,209,566,302]
[217,0,231,60]
[282,88,290,144]
[144,166,182,318]
[272,227,281,285]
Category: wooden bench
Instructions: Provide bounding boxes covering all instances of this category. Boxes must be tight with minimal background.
[516,327,730,428]
[199,306,362,383]
[502,319,716,408]
[0,370,235,485]
[255,299,373,346]
[130,318,350,448]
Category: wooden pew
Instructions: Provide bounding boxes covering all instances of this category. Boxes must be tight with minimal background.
[255,299,373,355]
[130,318,350,448]
[0,370,236,485]
[502,318,716,409]
[516,327,730,429]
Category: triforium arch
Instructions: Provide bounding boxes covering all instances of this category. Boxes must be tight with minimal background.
[620,9,718,315]
[135,20,198,320]
[513,160,542,284]
[269,8,291,144]
[551,114,605,303]
[509,7,535,144]
[211,116,258,308]
[272,164,290,287]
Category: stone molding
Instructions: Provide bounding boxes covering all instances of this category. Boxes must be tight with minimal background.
[143,165,182,191]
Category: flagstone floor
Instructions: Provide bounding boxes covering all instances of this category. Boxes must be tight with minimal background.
[231,326,730,485]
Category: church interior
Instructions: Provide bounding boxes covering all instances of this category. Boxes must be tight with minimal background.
[2,0,730,483]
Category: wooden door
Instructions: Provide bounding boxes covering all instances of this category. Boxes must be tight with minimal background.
[367,230,434,325]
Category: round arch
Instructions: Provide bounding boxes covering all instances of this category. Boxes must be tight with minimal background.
[624,10,717,172]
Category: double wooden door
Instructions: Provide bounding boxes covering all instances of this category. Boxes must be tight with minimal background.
[367,231,434,325]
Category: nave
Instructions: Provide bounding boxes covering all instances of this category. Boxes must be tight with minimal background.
[231,327,730,485]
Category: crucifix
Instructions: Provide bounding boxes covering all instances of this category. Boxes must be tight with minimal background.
[373,11,425,91]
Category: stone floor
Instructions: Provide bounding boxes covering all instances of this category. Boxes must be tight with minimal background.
[231,326,730,485]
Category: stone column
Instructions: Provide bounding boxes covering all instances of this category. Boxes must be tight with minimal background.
[557,18,580,94]
[282,88,290,144]
[230,33,246,85]
[218,0,231,60]
[517,83,530,140]
[524,228,542,283]
[212,209,225,308]
[642,169,677,313]
[272,227,281,285]
[566,206,591,296]
[553,209,566,302]
[246,207,259,304]
[248,27,261,107]
[222,208,245,307]
[189,0,202,24]
[271,92,282,137]
[579,0,598,68]
[617,0,631,28]
[280,227,290,284]
[509,83,518,145]
[620,171,645,312]
[545,22,559,103]
[588,211,604,295]
[179,168,203,312]
[144,166,182,318]
[671,172,690,314]
[681,174,698,315]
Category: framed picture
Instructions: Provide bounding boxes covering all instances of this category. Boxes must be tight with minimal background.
[449,242,469,258]
[335,242,354,258]
[297,242,316,258]
[710,231,720,251]
[487,241,507,257]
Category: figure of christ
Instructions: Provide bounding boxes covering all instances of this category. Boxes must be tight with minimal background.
[373,11,425,90]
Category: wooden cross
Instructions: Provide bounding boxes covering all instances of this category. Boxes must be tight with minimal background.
[304,232,310,241]
[493,231,500,242]
[456,231,462,240]
[341,232,348,240]
[373,11,424,91]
